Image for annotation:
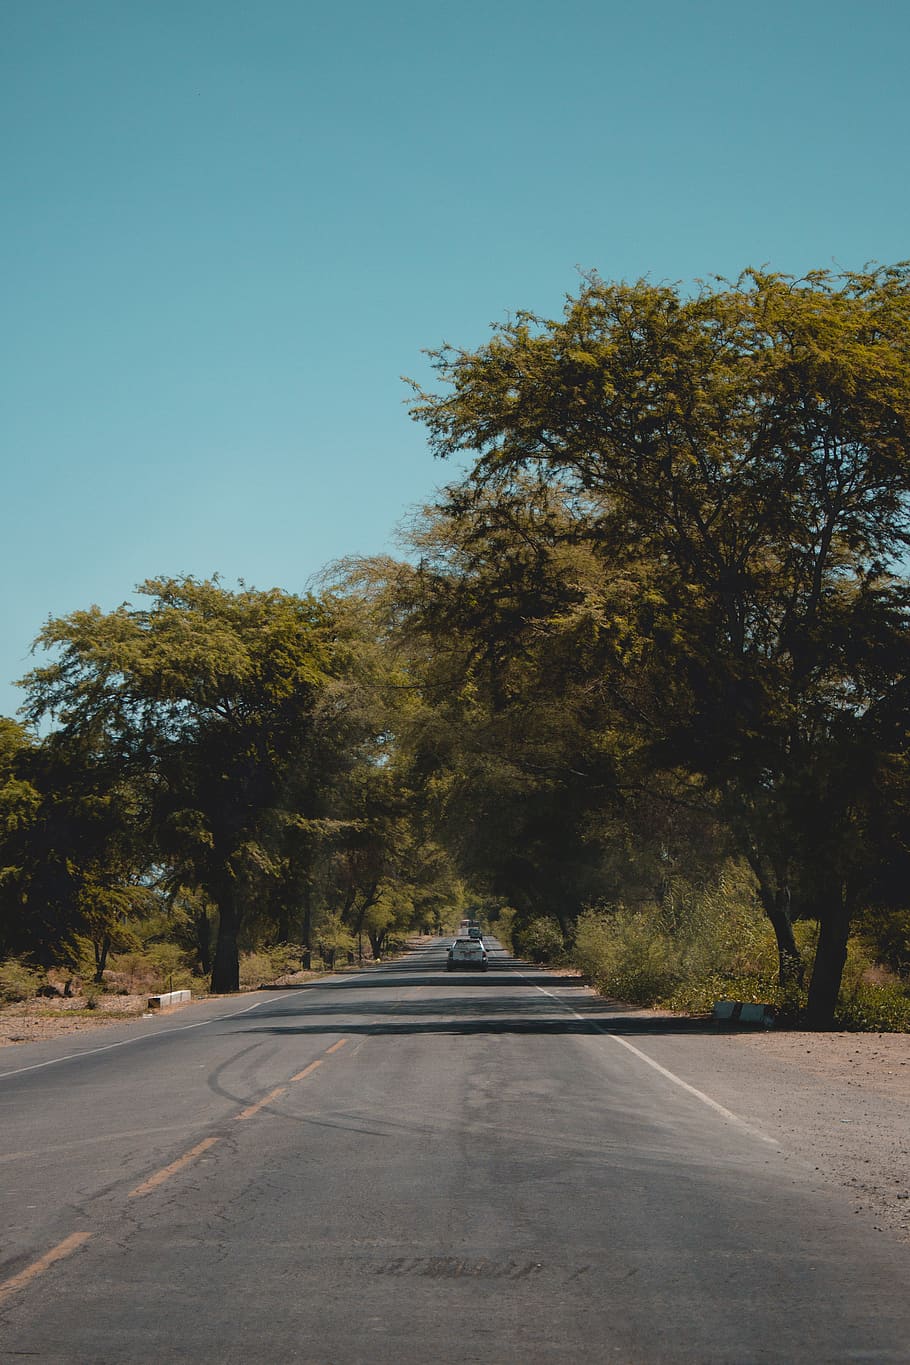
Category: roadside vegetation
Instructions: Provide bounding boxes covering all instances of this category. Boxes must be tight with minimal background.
[2,265,910,1030]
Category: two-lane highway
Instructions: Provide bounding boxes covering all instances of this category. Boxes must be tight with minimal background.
[1,940,908,1362]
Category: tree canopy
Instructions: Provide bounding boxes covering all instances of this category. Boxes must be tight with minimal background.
[17,577,364,990]
[405,266,910,1024]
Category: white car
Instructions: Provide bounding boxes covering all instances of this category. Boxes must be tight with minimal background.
[446,936,488,971]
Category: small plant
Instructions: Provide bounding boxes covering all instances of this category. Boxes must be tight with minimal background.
[833,980,910,1032]
[239,950,279,988]
[0,958,45,1004]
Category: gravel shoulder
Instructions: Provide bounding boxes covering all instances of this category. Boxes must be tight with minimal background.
[593,1005,910,1245]
[710,1027,910,1243]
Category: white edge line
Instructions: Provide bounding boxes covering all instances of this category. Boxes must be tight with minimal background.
[528,978,779,1147]
[0,988,306,1081]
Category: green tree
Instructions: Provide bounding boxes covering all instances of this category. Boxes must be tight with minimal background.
[20,577,357,992]
[408,266,910,1026]
[0,714,148,970]
[0,718,41,956]
[360,483,731,946]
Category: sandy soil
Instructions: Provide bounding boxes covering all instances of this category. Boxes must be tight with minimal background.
[712,1027,910,1243]
[0,991,150,1044]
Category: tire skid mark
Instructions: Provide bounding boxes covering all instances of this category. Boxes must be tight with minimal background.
[236,1085,289,1121]
[2,1033,353,1311]
[374,1255,544,1280]
[127,1136,221,1198]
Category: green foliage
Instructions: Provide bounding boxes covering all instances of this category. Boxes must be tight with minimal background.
[855,903,910,976]
[570,889,910,1030]
[574,909,684,1004]
[317,913,356,955]
[236,943,313,988]
[143,941,195,991]
[405,265,910,1026]
[833,979,910,1032]
[488,906,517,951]
[572,867,782,1008]
[16,576,366,992]
[0,957,45,1003]
[512,916,565,964]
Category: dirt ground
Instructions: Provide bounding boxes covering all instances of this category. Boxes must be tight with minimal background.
[0,991,151,1044]
[2,978,908,1245]
[713,1026,910,1243]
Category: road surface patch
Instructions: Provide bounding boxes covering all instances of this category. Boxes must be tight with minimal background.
[289,1060,323,1082]
[374,1256,544,1279]
[527,978,779,1147]
[236,1085,289,1120]
[127,1136,221,1197]
[0,1232,92,1306]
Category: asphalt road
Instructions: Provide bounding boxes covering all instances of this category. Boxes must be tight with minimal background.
[1,940,908,1364]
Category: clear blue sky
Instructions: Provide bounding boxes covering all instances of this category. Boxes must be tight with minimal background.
[3,0,908,718]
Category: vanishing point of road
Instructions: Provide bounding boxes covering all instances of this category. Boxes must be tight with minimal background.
[1,939,908,1363]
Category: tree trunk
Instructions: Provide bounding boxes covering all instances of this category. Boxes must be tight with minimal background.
[211,890,240,993]
[301,883,312,953]
[368,928,386,961]
[195,908,212,976]
[806,885,851,1029]
[763,884,804,988]
[93,932,111,985]
[753,871,804,988]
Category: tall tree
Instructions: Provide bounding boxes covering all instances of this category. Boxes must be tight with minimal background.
[20,577,357,991]
[408,267,910,1025]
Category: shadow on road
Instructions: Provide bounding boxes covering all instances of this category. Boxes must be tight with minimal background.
[243,951,716,1036]
[258,955,591,993]
[242,1015,717,1036]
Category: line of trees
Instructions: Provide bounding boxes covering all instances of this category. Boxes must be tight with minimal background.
[0,577,464,992]
[2,266,909,1027]
[392,264,910,1026]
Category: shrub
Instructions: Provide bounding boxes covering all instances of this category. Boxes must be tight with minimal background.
[830,937,910,1031]
[105,945,197,995]
[239,951,277,989]
[490,907,517,953]
[573,909,682,1004]
[238,943,307,988]
[572,865,783,1010]
[0,958,45,1004]
[833,979,910,1032]
[512,916,565,964]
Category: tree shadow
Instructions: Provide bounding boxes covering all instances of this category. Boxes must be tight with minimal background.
[245,947,723,1036]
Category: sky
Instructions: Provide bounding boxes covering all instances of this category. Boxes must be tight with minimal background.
[3,0,909,719]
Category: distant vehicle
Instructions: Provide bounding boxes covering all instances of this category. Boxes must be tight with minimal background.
[447,937,488,971]
[467,925,483,940]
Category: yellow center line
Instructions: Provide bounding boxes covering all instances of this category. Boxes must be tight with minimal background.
[0,1232,92,1306]
[289,1059,323,1082]
[236,1086,288,1121]
[236,1037,350,1117]
[128,1136,221,1197]
[2,1035,355,1312]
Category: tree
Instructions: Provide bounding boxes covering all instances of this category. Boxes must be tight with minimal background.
[408,266,910,1026]
[0,718,41,957]
[361,481,733,942]
[20,577,357,992]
